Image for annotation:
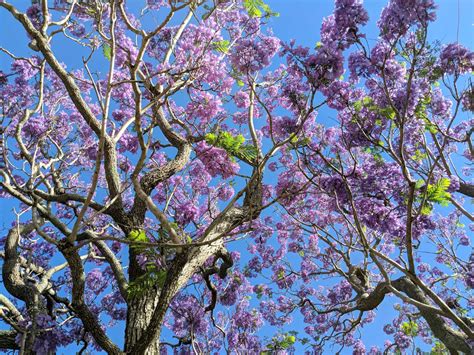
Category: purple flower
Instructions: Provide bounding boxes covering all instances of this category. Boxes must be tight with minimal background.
[348,51,372,81]
[195,142,239,179]
[11,59,39,81]
[321,0,368,49]
[383,324,395,334]
[217,185,234,200]
[378,0,436,41]
[0,70,7,85]
[234,91,250,108]
[26,4,43,29]
[86,268,108,295]
[461,87,474,112]
[394,331,412,349]
[174,202,199,226]
[147,0,167,10]
[230,36,280,73]
[439,43,474,76]
[118,132,139,153]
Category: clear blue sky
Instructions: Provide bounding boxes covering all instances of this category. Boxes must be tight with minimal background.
[0,1,473,353]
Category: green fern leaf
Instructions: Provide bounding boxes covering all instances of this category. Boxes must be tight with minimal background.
[102,43,111,61]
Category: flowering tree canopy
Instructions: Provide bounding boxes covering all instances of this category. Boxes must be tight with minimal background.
[0,0,472,353]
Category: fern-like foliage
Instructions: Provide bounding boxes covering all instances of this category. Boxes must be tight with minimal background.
[127,265,167,299]
[401,321,419,337]
[128,229,149,251]
[212,40,230,54]
[417,177,451,215]
[243,0,278,18]
[205,131,258,165]
[426,177,451,205]
[126,230,168,299]
[102,43,111,61]
[415,96,438,133]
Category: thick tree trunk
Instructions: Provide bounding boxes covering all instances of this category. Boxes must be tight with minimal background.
[123,171,260,354]
[353,277,472,354]
[391,277,472,354]
[124,289,161,354]
[123,241,226,354]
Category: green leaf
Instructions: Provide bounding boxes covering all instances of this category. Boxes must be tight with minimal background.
[426,122,438,134]
[243,0,277,18]
[127,269,168,299]
[204,133,217,145]
[243,0,263,17]
[426,178,451,206]
[431,341,447,354]
[418,177,451,215]
[380,106,396,119]
[362,96,372,106]
[401,321,419,337]
[415,96,438,133]
[289,134,310,149]
[415,179,425,189]
[353,100,363,112]
[102,43,111,61]
[289,133,298,144]
[412,149,427,162]
[421,203,433,216]
[205,131,258,165]
[128,230,149,251]
[213,40,230,54]
[128,229,148,243]
[235,144,258,164]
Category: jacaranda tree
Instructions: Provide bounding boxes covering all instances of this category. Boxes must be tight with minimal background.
[0,0,472,353]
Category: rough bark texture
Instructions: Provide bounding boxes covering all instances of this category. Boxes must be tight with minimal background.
[352,277,472,354]
[391,278,472,354]
[123,176,259,354]
[124,289,161,354]
[125,212,241,354]
[59,241,123,355]
[2,223,43,353]
[0,330,19,350]
[459,182,474,198]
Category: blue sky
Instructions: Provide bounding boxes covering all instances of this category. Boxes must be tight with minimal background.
[0,0,473,353]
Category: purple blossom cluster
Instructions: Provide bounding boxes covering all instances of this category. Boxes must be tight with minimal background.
[439,43,474,75]
[230,35,281,73]
[321,0,368,49]
[377,0,437,41]
[195,141,240,179]
[0,0,472,354]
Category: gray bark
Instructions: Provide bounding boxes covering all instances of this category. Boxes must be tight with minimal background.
[391,278,472,354]
[459,182,474,198]
[354,277,472,354]
[0,330,19,350]
[125,289,160,354]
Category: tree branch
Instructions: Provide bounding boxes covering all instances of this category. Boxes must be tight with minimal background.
[0,330,19,350]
